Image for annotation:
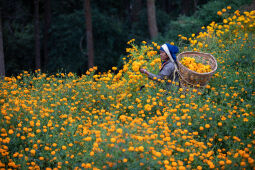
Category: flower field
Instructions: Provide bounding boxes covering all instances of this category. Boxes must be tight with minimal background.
[0,8,255,170]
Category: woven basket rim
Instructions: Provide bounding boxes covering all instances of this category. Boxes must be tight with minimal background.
[176,51,218,75]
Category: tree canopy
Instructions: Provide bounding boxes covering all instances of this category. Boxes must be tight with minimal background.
[0,0,252,75]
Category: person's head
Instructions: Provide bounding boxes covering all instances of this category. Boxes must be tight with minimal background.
[160,43,179,63]
[160,50,169,61]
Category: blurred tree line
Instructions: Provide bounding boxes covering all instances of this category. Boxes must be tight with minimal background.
[0,0,252,76]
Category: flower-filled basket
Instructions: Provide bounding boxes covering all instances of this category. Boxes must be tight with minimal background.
[176,51,217,89]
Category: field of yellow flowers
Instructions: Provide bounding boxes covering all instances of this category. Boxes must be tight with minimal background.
[0,8,254,170]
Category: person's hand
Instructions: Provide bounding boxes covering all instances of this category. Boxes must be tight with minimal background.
[139,68,146,74]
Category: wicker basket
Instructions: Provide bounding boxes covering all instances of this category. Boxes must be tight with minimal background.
[176,51,217,89]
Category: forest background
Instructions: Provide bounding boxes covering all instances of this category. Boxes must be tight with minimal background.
[0,0,254,76]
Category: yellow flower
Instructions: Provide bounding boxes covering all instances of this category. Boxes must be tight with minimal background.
[205,124,210,128]
[90,151,94,156]
[226,159,232,164]
[172,162,177,167]
[62,146,67,150]
[148,120,154,124]
[144,104,152,111]
[116,128,123,134]
[180,57,212,73]
[164,160,169,165]
[110,138,116,143]
[180,95,185,99]
[128,146,134,151]
[219,160,225,166]
[30,149,36,155]
[8,129,14,134]
[155,152,161,157]
[132,61,142,72]
[138,146,144,152]
[198,42,203,48]
[223,19,228,23]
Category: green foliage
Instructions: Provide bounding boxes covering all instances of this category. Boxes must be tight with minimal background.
[47,11,86,73]
[92,8,129,72]
[156,15,203,44]
[194,0,252,24]
[0,8,254,168]
[158,0,253,44]
[2,0,253,76]
[47,8,130,73]
[3,23,34,75]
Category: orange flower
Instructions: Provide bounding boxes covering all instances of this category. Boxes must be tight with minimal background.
[110,138,116,143]
[217,11,222,15]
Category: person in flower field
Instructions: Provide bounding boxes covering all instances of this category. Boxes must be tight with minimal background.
[140,43,179,84]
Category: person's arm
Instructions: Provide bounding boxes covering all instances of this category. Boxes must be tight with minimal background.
[140,63,175,81]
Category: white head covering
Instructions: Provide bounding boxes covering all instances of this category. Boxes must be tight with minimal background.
[161,44,174,63]
[160,44,179,82]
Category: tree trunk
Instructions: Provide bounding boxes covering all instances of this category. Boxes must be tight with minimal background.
[0,8,5,78]
[181,0,194,16]
[84,0,94,68]
[131,0,142,23]
[43,0,51,70]
[194,0,198,10]
[34,0,41,69]
[147,0,158,39]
